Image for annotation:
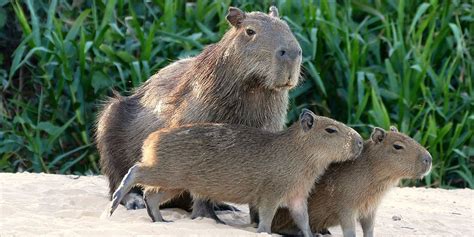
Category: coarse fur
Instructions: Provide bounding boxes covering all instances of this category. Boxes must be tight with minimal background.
[95,6,302,216]
[108,110,364,237]
[270,126,433,237]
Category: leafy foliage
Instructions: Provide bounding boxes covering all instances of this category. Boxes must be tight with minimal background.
[1,0,472,187]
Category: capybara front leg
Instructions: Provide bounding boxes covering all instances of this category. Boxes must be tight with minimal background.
[288,198,312,237]
[360,210,375,237]
[339,212,356,237]
[257,202,278,234]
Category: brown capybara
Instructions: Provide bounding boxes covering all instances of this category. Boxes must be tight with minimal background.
[107,109,363,236]
[95,6,302,221]
[270,126,432,237]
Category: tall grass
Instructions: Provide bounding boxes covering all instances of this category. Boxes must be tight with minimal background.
[0,0,472,188]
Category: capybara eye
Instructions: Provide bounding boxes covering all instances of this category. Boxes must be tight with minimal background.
[325,128,337,134]
[246,28,256,36]
[393,144,403,150]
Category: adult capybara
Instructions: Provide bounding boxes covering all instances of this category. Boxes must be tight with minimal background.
[108,109,363,237]
[95,6,302,221]
[270,127,433,237]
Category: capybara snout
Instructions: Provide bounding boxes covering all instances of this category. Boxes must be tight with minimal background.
[275,46,302,62]
[421,153,432,165]
[273,43,302,89]
[419,152,433,177]
[339,126,364,160]
[351,132,364,159]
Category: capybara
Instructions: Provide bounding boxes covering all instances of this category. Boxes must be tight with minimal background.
[95,6,302,221]
[108,109,363,236]
[270,126,432,237]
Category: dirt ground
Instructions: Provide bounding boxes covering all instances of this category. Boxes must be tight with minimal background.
[0,172,472,236]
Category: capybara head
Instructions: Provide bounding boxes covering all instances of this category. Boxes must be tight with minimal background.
[296,109,363,162]
[368,126,432,178]
[221,6,302,91]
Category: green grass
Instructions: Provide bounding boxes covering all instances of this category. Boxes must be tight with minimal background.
[0,0,472,188]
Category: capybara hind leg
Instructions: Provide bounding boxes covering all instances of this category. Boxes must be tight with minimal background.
[144,188,183,222]
[256,203,278,234]
[120,187,145,210]
[288,198,312,237]
[109,164,140,216]
[191,198,224,224]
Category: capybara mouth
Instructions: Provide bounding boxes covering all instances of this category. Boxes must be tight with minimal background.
[349,149,362,161]
[419,164,432,178]
[350,138,363,160]
[413,165,432,179]
[355,150,362,160]
[275,83,295,90]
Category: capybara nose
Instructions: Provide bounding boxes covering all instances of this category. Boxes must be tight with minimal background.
[356,138,363,149]
[422,153,432,166]
[277,47,301,61]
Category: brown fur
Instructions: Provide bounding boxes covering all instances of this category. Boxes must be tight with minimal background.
[271,127,432,237]
[95,6,302,212]
[108,110,363,236]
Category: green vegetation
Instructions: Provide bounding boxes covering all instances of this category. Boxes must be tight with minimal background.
[0,0,472,188]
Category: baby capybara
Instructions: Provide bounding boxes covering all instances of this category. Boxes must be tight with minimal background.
[96,6,302,220]
[271,126,432,237]
[108,109,363,237]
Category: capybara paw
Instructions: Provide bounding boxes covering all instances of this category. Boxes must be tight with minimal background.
[319,228,331,236]
[150,216,171,223]
[256,228,271,234]
[191,209,224,224]
[214,203,240,212]
[122,192,146,210]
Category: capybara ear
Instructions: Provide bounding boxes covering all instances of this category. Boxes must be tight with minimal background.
[389,126,398,132]
[227,7,246,27]
[371,127,386,143]
[269,6,279,18]
[300,109,315,132]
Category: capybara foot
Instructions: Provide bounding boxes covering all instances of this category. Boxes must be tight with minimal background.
[214,203,240,212]
[191,200,224,224]
[319,228,331,235]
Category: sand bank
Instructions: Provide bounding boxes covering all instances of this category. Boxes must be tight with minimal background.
[0,172,472,236]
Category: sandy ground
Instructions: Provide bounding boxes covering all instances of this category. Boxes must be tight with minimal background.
[0,173,472,236]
